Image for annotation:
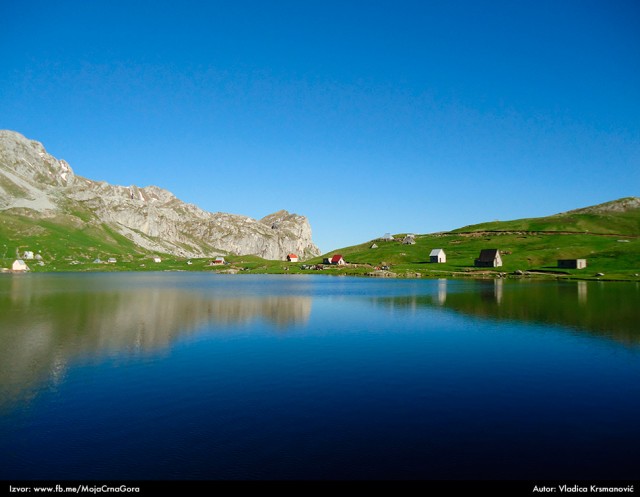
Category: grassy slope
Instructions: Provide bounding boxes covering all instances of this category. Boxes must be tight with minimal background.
[307,232,640,279]
[302,200,640,280]
[2,198,639,280]
[0,209,147,270]
[0,209,278,273]
[452,200,640,235]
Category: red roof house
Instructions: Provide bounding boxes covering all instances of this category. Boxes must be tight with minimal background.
[330,254,346,265]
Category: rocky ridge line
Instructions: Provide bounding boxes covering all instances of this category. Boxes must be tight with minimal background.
[0,130,320,260]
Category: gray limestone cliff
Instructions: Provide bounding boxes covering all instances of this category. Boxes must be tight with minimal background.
[0,130,320,259]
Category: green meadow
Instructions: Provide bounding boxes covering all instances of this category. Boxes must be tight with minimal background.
[0,210,143,267]
[2,199,639,281]
[306,231,640,281]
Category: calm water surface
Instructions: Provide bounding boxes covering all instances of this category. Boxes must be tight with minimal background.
[0,273,639,480]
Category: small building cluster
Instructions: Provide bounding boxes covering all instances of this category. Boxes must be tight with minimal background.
[9,249,45,271]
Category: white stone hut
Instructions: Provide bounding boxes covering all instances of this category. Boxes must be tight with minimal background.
[12,259,30,272]
[429,249,446,263]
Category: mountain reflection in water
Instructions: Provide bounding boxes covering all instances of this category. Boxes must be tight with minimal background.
[1,274,639,480]
[0,273,311,407]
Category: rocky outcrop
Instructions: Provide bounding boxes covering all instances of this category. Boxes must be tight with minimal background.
[560,197,640,215]
[0,130,320,259]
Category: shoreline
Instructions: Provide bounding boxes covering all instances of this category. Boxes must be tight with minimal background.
[2,266,638,283]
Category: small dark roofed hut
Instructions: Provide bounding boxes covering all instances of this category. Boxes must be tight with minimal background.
[558,259,587,269]
[475,249,502,267]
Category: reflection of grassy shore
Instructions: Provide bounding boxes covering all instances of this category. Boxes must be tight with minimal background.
[367,279,640,347]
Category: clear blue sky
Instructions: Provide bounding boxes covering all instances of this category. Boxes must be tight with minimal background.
[1,1,638,252]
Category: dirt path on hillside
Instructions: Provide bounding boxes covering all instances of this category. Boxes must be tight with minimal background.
[451,230,638,238]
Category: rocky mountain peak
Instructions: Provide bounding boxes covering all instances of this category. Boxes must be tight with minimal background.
[0,130,320,260]
[0,130,75,190]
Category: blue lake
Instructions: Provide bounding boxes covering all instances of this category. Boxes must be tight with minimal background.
[0,273,639,480]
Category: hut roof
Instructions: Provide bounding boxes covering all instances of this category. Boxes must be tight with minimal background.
[12,259,29,271]
[402,235,416,244]
[477,249,500,261]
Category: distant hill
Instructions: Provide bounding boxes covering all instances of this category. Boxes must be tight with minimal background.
[451,197,640,236]
[0,130,320,263]
[311,198,640,280]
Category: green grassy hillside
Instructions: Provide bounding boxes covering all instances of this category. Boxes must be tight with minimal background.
[452,197,640,235]
[0,207,290,272]
[308,232,639,280]
[2,197,639,280]
[0,209,153,270]
[305,198,640,281]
